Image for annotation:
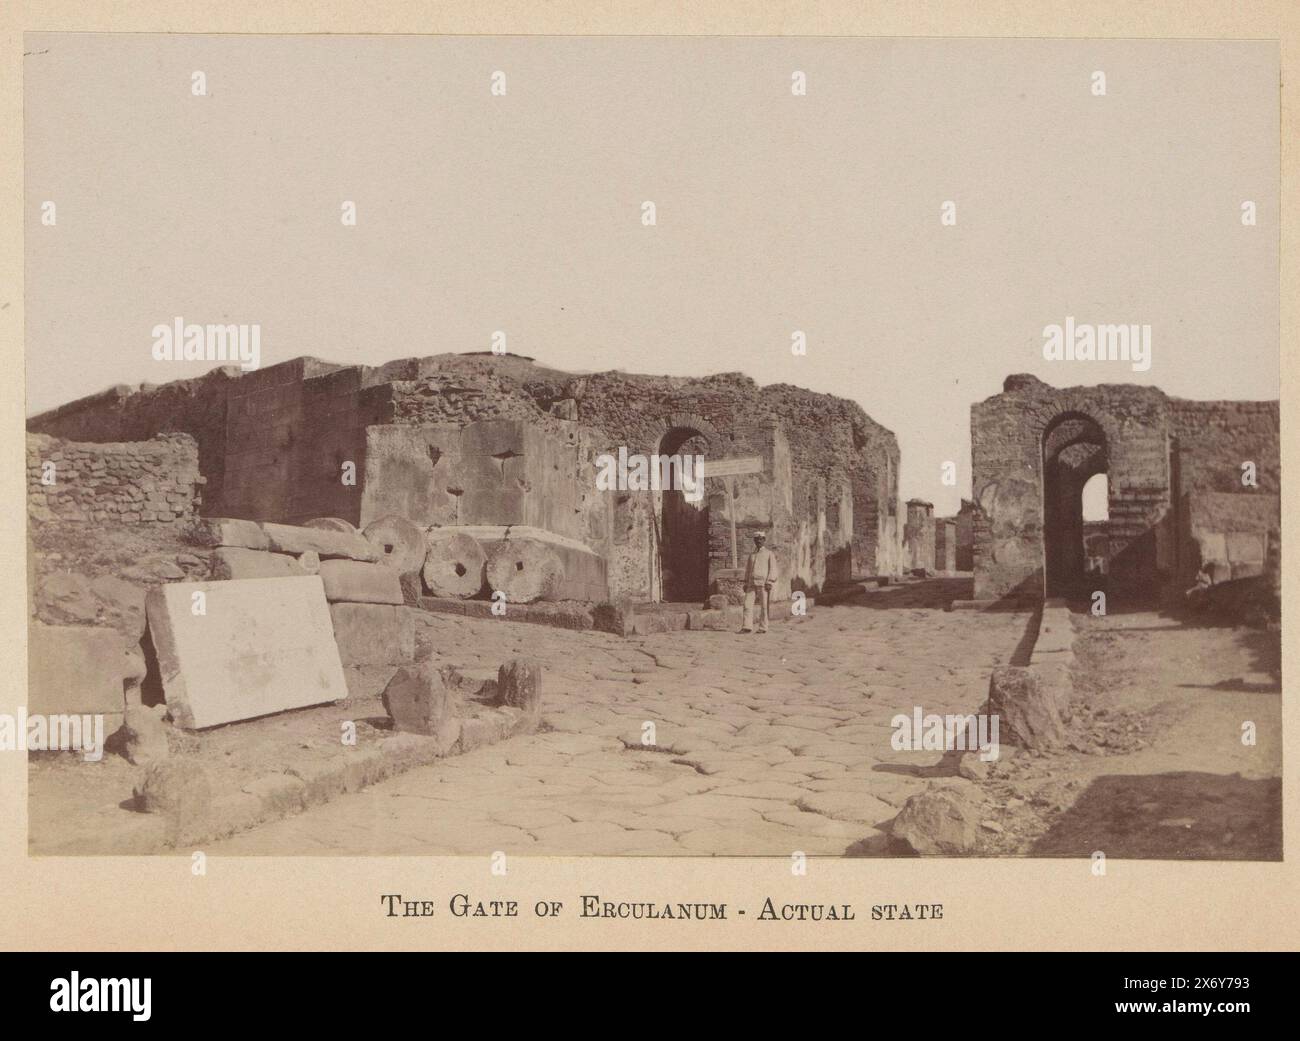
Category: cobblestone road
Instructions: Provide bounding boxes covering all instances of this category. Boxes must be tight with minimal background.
[210,583,1031,856]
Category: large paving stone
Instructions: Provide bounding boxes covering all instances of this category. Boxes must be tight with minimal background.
[329,603,416,666]
[27,621,130,723]
[145,575,347,729]
[318,559,404,604]
[261,522,380,562]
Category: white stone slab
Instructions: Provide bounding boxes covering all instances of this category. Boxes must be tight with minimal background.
[145,576,347,730]
[701,455,763,478]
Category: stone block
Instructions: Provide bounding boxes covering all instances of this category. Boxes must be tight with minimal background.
[399,571,423,605]
[28,621,129,722]
[318,559,404,604]
[145,576,347,729]
[88,575,148,638]
[986,665,1063,750]
[497,659,543,714]
[630,611,689,635]
[458,420,530,526]
[1196,532,1227,566]
[209,547,307,581]
[134,759,212,819]
[340,664,400,701]
[121,702,170,766]
[261,522,380,562]
[687,607,742,631]
[359,424,463,528]
[1225,531,1265,564]
[187,517,271,551]
[36,572,100,625]
[890,779,986,855]
[381,664,460,752]
[329,603,416,666]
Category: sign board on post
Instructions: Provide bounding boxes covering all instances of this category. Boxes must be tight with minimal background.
[701,456,763,479]
[701,457,765,568]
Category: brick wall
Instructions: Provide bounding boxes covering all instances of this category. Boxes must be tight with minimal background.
[27,432,202,524]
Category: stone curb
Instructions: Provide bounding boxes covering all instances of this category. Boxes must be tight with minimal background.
[31,705,538,855]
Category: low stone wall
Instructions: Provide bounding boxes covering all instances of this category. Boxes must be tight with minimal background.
[1182,491,1279,585]
[27,432,202,524]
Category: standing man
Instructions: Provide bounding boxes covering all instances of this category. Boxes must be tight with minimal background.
[740,530,777,634]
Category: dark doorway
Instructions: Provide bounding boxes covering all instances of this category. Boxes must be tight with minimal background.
[659,427,711,602]
[1042,413,1108,599]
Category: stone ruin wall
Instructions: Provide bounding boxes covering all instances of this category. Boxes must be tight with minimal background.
[27,432,202,525]
[935,517,957,573]
[379,359,901,600]
[28,353,903,604]
[903,500,935,572]
[954,500,976,571]
[1168,399,1280,496]
[970,374,1279,602]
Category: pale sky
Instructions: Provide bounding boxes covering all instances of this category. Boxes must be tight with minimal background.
[25,34,1279,514]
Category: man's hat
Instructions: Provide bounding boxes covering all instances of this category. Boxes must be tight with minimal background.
[753,530,767,541]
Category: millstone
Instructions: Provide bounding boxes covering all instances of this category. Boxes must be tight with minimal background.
[363,514,428,574]
[484,539,565,604]
[304,517,357,534]
[422,532,487,599]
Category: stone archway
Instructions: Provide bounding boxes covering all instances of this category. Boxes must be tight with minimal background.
[1042,412,1108,598]
[656,420,715,603]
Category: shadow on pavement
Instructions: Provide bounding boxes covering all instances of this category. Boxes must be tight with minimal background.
[1030,771,1281,860]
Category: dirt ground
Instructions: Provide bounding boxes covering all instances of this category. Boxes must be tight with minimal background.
[984,609,1281,860]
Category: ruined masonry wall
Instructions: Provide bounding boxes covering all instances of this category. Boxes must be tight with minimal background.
[1170,400,1280,496]
[27,432,202,524]
[29,353,904,602]
[971,374,1280,602]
